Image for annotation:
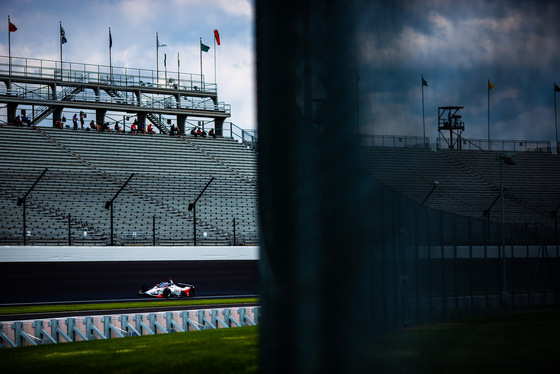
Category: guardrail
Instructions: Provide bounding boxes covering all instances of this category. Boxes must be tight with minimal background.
[357,134,555,154]
[0,87,231,114]
[223,123,257,151]
[437,137,552,153]
[0,306,260,348]
[1,55,216,93]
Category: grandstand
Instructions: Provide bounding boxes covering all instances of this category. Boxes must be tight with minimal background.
[0,55,558,247]
[2,122,559,246]
[360,144,560,227]
[0,125,258,246]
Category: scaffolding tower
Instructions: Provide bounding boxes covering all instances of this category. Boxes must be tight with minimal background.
[438,106,465,150]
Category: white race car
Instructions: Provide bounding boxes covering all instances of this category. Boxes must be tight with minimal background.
[138,279,196,298]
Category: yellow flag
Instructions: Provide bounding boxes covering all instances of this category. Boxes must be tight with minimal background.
[488,80,495,90]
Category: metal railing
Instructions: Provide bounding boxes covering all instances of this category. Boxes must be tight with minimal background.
[224,123,258,151]
[437,137,552,153]
[358,134,429,148]
[1,55,216,93]
[0,306,260,348]
[356,134,554,154]
[0,87,231,114]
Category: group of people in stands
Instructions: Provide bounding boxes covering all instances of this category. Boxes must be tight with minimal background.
[190,126,216,138]
[12,114,31,126]
[9,111,216,138]
[128,119,155,134]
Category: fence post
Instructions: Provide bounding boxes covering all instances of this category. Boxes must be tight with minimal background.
[441,210,446,321]
[453,214,458,319]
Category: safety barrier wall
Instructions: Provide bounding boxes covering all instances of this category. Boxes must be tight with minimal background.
[0,245,260,262]
[0,306,260,348]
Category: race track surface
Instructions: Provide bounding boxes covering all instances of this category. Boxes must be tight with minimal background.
[0,260,259,304]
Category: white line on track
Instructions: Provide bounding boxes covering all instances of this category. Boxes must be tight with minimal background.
[0,294,258,307]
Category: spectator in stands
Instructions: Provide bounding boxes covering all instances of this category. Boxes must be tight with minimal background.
[114,121,121,133]
[190,127,197,136]
[131,120,137,134]
[72,114,78,130]
[139,122,146,134]
[196,127,207,137]
[170,124,178,136]
[21,114,30,126]
[209,128,216,138]
[55,119,63,129]
[14,115,22,126]
[102,122,111,132]
[89,120,96,130]
[79,111,85,129]
[147,123,155,134]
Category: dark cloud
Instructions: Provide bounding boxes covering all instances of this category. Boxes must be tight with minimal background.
[353,1,560,143]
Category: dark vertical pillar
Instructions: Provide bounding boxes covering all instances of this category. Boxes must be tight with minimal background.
[177,114,187,135]
[257,1,376,372]
[215,117,224,136]
[136,112,147,128]
[7,103,17,124]
[53,107,63,127]
[96,109,107,127]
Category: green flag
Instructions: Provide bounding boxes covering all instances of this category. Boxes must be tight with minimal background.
[422,75,428,87]
[201,42,210,52]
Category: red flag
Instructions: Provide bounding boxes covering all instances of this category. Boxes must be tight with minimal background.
[9,21,17,32]
[214,29,220,45]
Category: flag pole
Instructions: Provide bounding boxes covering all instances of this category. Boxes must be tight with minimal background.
[8,16,12,76]
[356,71,360,135]
[200,38,203,84]
[488,78,491,149]
[156,33,159,87]
[214,35,217,84]
[555,83,558,152]
[422,75,426,146]
[177,52,180,89]
[109,27,112,82]
[164,53,167,86]
[59,22,63,79]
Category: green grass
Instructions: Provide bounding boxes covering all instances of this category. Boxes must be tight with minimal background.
[0,326,259,374]
[366,307,560,373]
[2,307,560,373]
[0,298,259,316]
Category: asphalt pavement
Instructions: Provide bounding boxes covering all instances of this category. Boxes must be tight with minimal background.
[0,260,258,304]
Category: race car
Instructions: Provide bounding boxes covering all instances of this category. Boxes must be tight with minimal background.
[138,279,196,298]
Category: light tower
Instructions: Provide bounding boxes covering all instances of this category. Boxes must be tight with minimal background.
[438,106,465,150]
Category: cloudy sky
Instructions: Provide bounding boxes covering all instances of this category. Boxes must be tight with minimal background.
[1,0,255,130]
[356,1,560,144]
[1,1,559,144]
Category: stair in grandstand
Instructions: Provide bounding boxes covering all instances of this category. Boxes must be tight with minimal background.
[100,76,127,104]
[146,112,170,134]
[30,74,88,126]
[99,76,171,134]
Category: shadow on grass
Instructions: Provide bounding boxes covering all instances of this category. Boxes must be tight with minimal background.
[2,308,559,373]
[366,307,560,373]
[0,326,259,374]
